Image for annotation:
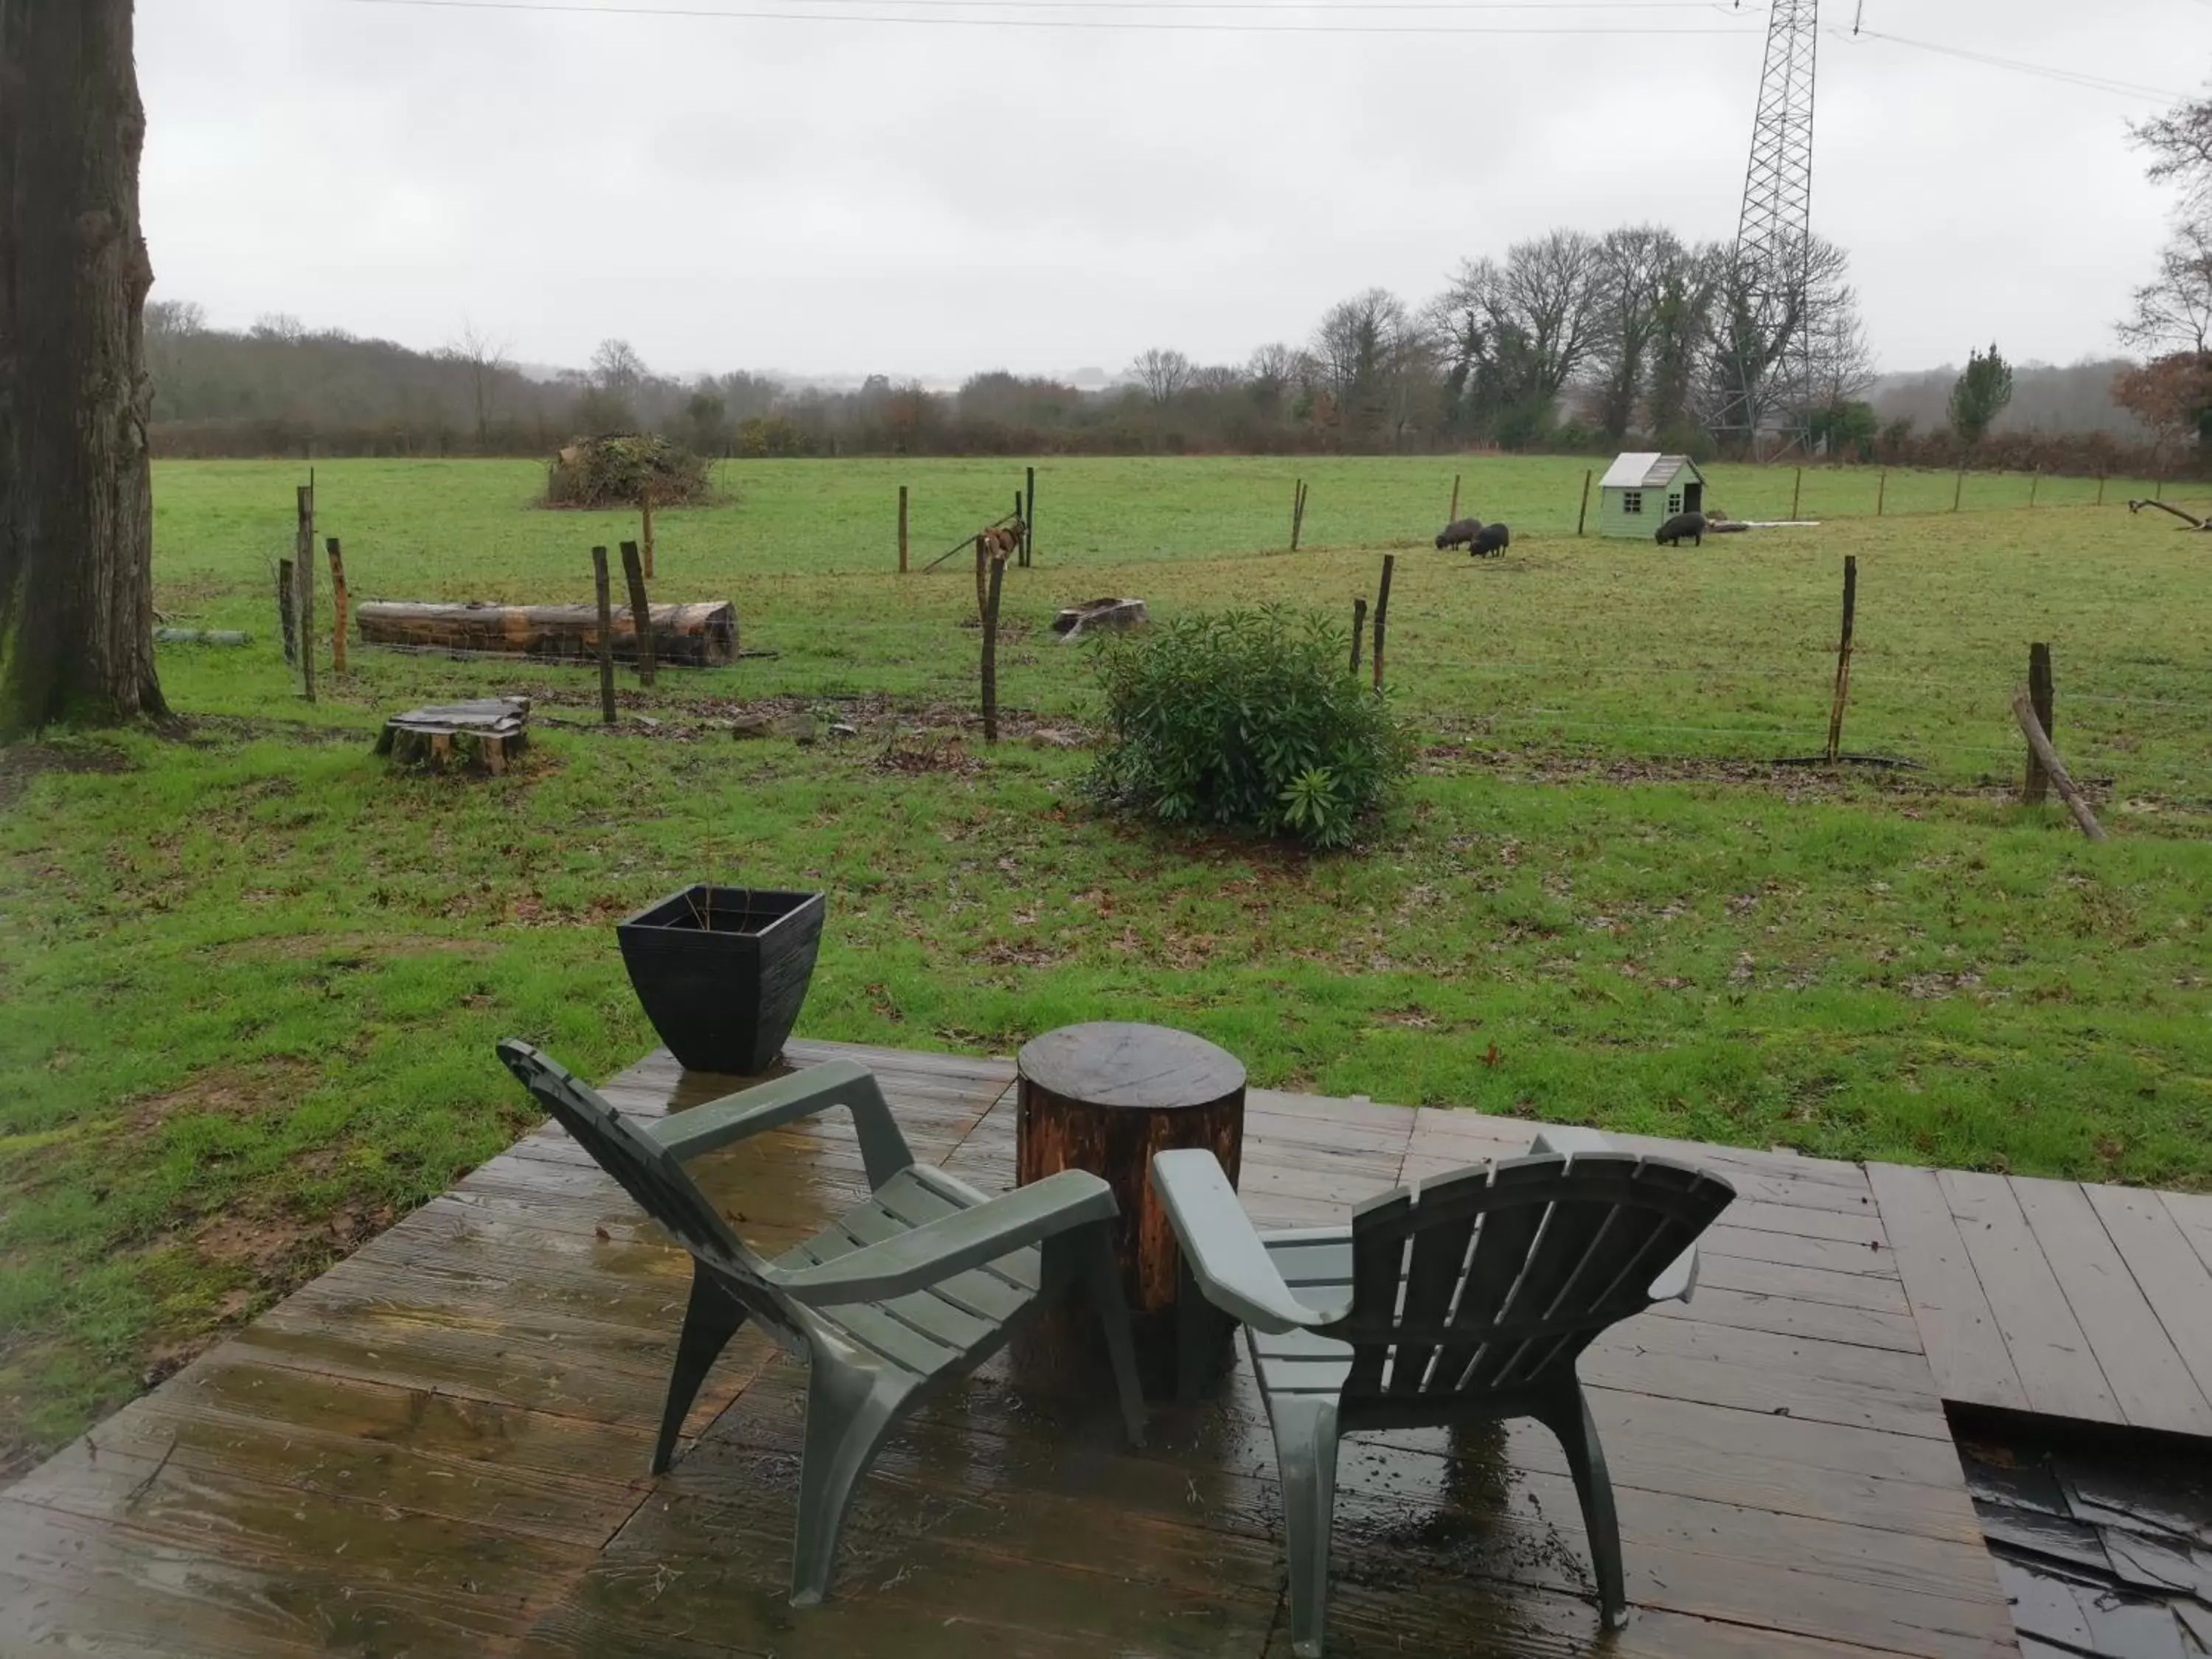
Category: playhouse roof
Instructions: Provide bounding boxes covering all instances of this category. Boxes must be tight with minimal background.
[1600,452,1699,490]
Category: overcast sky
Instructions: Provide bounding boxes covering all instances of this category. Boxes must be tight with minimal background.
[139,0,2207,383]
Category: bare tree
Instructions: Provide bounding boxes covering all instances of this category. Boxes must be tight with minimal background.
[1130,347,1193,405]
[1432,233,1602,443]
[0,0,166,731]
[250,311,305,343]
[2118,222,2212,354]
[1585,225,1683,442]
[2132,89,2212,225]
[591,338,647,397]
[1644,244,1722,443]
[1245,341,1310,408]
[440,320,514,446]
[1310,288,1422,445]
[144,298,205,338]
[1704,232,1857,444]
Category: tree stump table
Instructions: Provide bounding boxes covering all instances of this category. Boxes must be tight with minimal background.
[1015,1021,1246,1396]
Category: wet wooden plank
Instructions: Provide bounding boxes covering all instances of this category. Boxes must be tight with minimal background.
[1935,1170,2117,1424]
[2157,1187,2212,1279]
[1866,1162,2028,1413]
[2011,1176,2212,1436]
[2083,1180,2212,1408]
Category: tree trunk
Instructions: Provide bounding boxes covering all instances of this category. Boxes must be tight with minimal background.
[0,0,165,734]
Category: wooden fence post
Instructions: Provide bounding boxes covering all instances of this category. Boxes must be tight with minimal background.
[981,552,1006,742]
[1791,466,1804,521]
[325,538,348,675]
[975,535,990,622]
[1349,597,1367,675]
[1576,467,1593,537]
[295,483,316,703]
[1824,554,1857,763]
[897,484,909,574]
[2024,643,2053,804]
[2028,469,2039,509]
[2013,688,2106,841]
[591,546,617,725]
[1024,465,1036,567]
[1953,470,1965,512]
[1876,469,1887,516]
[1448,473,1461,524]
[1015,490,1026,566]
[620,540,655,687]
[276,560,296,665]
[640,492,655,580]
[2096,472,2107,507]
[1371,554,1394,692]
[1290,479,1306,551]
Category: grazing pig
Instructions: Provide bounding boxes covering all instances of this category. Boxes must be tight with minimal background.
[1436,516,1484,551]
[1654,511,1706,547]
[1467,522,1510,557]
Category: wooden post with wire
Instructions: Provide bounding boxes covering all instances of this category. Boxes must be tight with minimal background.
[2023,643,2053,805]
[1371,554,1394,693]
[1876,469,1887,517]
[325,538,348,676]
[1576,467,1593,537]
[981,549,1006,742]
[1791,466,1803,521]
[1954,469,1965,512]
[1349,597,1367,675]
[591,546,617,725]
[620,540,656,687]
[295,481,316,703]
[898,484,909,574]
[1824,554,1857,764]
[2028,469,2039,509]
[1290,479,1307,551]
[1024,465,1036,567]
[1448,473,1460,524]
[276,560,296,665]
[2096,472,2107,507]
[640,490,656,580]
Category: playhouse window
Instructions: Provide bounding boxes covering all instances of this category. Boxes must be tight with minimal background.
[1622,491,1643,514]
[1667,492,1683,515]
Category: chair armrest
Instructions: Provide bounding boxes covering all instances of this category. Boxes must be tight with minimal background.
[1529,1126,1614,1158]
[647,1060,916,1190]
[1648,1244,1700,1305]
[773,1171,1118,1306]
[1150,1150,1343,1335]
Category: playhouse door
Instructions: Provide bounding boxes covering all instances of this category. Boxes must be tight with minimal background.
[1685,481,1703,514]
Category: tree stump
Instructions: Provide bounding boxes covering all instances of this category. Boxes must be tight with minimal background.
[1015,1022,1245,1394]
[375,697,530,776]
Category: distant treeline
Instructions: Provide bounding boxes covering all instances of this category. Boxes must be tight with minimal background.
[144,285,2198,479]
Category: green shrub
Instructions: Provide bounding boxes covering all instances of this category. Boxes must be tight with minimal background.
[1086,605,1408,849]
[545,433,711,509]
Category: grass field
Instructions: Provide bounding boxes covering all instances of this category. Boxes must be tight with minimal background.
[4,453,2210,1478]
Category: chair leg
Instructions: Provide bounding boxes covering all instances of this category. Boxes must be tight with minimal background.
[1547,1387,1628,1629]
[1271,1394,1340,1659]
[653,1262,748,1475]
[1082,1228,1148,1447]
[790,1363,906,1607]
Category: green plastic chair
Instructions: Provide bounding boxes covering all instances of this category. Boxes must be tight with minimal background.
[497,1040,1147,1605]
[1152,1127,1734,1657]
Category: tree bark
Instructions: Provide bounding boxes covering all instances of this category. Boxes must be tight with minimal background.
[0,0,167,733]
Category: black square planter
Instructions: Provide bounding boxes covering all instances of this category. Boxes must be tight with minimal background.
[616,885,826,1076]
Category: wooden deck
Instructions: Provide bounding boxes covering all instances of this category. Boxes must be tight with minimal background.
[1869,1163,2212,1436]
[0,1040,2025,1658]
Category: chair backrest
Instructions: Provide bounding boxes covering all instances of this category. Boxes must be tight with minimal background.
[1334,1151,1733,1404]
[495,1040,762,1287]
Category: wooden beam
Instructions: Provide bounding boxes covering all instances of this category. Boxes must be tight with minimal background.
[2011,686,2106,841]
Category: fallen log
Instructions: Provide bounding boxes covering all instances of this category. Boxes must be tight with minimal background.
[375,697,530,776]
[2126,498,2212,529]
[2011,688,2107,843]
[355,599,737,667]
[155,628,251,646]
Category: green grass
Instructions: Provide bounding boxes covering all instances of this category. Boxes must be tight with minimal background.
[4,453,2209,1476]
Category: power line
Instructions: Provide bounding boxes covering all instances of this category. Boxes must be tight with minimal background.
[1841,28,2189,102]
[330,0,1768,32]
